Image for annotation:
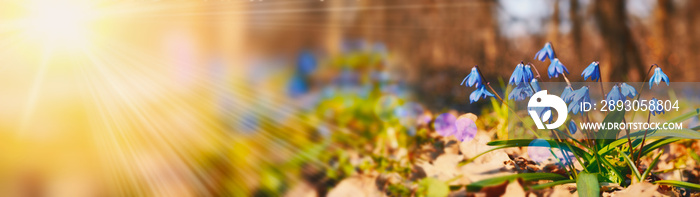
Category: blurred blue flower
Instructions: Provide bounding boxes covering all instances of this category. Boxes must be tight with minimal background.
[297,51,317,75]
[470,86,495,103]
[508,82,534,101]
[606,84,624,103]
[568,120,577,134]
[649,67,670,89]
[620,83,637,98]
[561,86,574,103]
[568,86,590,115]
[534,42,556,62]
[581,61,600,82]
[288,73,308,97]
[548,58,570,78]
[650,98,666,116]
[508,64,525,85]
[461,67,482,87]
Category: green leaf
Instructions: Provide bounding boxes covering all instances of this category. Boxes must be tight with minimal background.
[598,156,624,184]
[486,139,592,160]
[596,110,625,146]
[621,153,641,181]
[667,108,700,123]
[641,150,663,181]
[528,179,575,190]
[628,129,700,139]
[464,173,567,192]
[576,172,600,197]
[639,138,681,156]
[418,178,450,197]
[655,180,700,190]
[688,147,700,164]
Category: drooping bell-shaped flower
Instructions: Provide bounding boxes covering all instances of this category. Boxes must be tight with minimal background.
[650,98,666,116]
[508,82,534,101]
[530,78,541,92]
[548,58,570,78]
[461,66,482,88]
[568,120,577,134]
[649,67,670,89]
[606,84,624,103]
[508,63,525,85]
[534,42,556,62]
[469,86,494,103]
[568,86,591,115]
[620,83,637,99]
[561,86,575,103]
[581,61,600,82]
[523,64,534,82]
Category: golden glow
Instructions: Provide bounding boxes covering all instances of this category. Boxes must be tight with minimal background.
[23,0,96,49]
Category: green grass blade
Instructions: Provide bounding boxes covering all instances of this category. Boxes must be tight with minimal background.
[655,180,700,190]
[640,150,663,181]
[528,179,575,190]
[667,108,700,123]
[576,172,600,197]
[639,138,681,156]
[688,147,700,164]
[464,173,567,192]
[486,139,592,160]
[598,156,624,184]
[621,153,641,181]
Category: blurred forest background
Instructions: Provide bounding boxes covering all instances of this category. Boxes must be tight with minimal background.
[240,0,699,111]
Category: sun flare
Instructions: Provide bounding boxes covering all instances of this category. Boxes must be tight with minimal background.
[23,1,97,49]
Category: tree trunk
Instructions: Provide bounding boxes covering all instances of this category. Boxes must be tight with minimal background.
[593,0,645,81]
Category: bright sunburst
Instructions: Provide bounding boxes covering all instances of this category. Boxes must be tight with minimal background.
[22,0,98,49]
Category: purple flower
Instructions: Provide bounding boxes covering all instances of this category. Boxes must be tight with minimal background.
[434,113,457,137]
[455,116,477,142]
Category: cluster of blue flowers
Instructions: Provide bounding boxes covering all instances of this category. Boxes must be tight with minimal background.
[462,42,670,116]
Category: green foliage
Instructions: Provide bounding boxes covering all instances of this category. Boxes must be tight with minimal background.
[655,180,700,190]
[417,178,450,197]
[576,172,600,197]
[461,173,567,192]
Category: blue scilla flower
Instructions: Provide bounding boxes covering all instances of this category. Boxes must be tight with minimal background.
[649,67,670,89]
[561,86,574,103]
[568,86,591,115]
[297,51,317,75]
[650,98,666,116]
[508,63,525,85]
[508,82,534,101]
[288,73,308,97]
[530,78,541,92]
[524,64,534,82]
[548,58,570,78]
[606,84,624,103]
[568,120,577,134]
[581,61,600,82]
[534,42,556,62]
[620,83,637,98]
[470,86,494,103]
[461,67,482,87]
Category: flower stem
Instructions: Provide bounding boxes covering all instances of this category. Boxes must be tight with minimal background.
[635,111,652,167]
[630,64,658,121]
